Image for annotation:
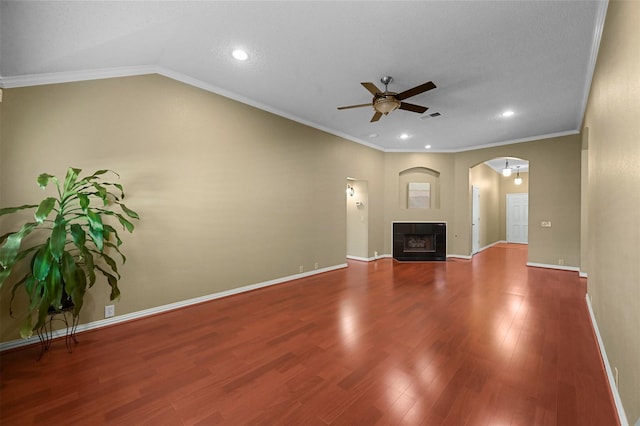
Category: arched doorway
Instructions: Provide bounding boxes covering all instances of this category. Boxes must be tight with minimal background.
[469,157,529,254]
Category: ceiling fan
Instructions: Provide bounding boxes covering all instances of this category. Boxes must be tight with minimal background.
[338,76,436,122]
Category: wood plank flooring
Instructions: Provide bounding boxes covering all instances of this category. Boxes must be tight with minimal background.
[0,244,618,425]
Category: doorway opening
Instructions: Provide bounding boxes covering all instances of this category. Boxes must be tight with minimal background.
[346,178,369,261]
[469,157,529,255]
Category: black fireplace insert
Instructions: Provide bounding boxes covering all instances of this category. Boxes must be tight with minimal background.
[393,222,446,261]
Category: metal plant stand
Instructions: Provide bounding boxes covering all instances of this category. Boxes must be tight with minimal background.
[36,306,79,360]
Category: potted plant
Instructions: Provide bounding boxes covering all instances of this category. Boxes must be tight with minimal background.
[0,167,139,338]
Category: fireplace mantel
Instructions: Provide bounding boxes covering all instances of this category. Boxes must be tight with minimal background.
[392,222,446,261]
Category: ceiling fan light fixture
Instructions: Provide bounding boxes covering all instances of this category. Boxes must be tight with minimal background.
[374,95,401,115]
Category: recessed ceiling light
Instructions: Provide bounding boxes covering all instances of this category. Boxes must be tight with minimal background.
[502,110,515,118]
[232,49,248,61]
[400,133,409,140]
[425,145,432,149]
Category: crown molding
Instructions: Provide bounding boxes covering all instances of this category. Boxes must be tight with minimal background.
[577,0,609,131]
[0,65,157,88]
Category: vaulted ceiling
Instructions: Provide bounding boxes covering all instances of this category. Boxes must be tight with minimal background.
[0,1,607,152]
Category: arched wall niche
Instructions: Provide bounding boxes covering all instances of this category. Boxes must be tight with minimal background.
[398,166,441,209]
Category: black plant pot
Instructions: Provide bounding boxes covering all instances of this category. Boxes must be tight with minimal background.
[47,289,75,314]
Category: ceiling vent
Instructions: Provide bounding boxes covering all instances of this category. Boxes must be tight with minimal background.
[419,112,441,120]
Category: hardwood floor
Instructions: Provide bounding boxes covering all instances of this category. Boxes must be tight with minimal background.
[0,244,618,425]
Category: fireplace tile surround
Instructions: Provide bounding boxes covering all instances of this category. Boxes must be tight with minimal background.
[393,222,446,261]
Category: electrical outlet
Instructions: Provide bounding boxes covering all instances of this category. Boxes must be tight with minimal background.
[374,251,378,258]
[299,265,303,273]
[105,305,115,318]
[541,221,552,228]
[558,258,565,266]
[614,366,619,389]
[314,262,319,270]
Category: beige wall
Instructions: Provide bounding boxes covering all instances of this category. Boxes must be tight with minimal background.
[381,138,579,265]
[0,75,386,341]
[451,136,582,266]
[383,153,456,253]
[580,129,589,276]
[583,0,640,422]
[469,163,500,248]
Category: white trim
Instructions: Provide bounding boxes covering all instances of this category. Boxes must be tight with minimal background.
[0,263,347,353]
[383,129,579,153]
[0,66,157,88]
[580,271,589,278]
[478,240,506,253]
[346,255,374,262]
[447,254,472,260]
[585,294,629,426]
[577,0,609,131]
[526,262,580,272]
[448,241,510,260]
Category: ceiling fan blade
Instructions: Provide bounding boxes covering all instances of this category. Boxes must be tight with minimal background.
[396,81,436,101]
[399,102,428,114]
[370,111,383,122]
[361,82,381,96]
[337,103,372,110]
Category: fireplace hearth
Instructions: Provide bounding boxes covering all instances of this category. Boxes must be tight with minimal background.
[393,222,446,261]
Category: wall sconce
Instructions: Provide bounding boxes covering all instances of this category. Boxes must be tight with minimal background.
[502,158,512,177]
[346,184,355,197]
[514,166,522,185]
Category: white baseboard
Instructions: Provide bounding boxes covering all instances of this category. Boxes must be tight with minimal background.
[447,240,507,260]
[0,263,348,353]
[585,294,629,426]
[479,240,506,253]
[580,271,589,278]
[526,262,580,272]
[447,254,472,260]
[346,255,374,262]
[346,254,393,262]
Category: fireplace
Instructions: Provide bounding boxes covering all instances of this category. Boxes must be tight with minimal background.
[393,222,446,261]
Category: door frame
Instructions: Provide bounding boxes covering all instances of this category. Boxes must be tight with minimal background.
[472,185,480,254]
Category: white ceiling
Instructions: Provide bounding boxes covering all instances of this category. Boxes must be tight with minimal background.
[0,1,607,152]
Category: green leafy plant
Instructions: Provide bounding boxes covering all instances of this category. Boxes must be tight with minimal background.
[0,167,139,338]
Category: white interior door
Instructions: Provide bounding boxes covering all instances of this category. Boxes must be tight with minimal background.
[472,186,480,254]
[507,193,528,244]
